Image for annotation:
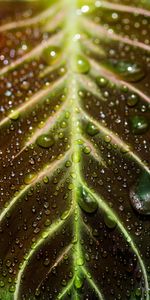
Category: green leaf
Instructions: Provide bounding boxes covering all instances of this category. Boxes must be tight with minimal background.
[0,0,150,299]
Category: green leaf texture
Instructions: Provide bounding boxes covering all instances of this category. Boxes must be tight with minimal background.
[0,0,150,299]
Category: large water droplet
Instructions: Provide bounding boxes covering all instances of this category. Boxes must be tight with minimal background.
[130,172,150,215]
[111,61,145,82]
[129,115,149,134]
[78,186,98,213]
[36,134,55,148]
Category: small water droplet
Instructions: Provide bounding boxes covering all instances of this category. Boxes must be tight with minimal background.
[9,285,15,293]
[74,55,90,74]
[65,160,72,168]
[112,61,145,82]
[83,146,91,154]
[43,258,50,266]
[129,115,149,134]
[24,173,37,185]
[9,110,20,121]
[78,186,98,213]
[74,273,84,290]
[42,46,60,65]
[130,172,150,215]
[104,135,111,143]
[72,152,81,163]
[43,176,49,184]
[96,76,108,87]
[86,122,99,136]
[36,134,55,148]
[104,214,117,229]
[0,281,4,287]
[76,256,84,266]
[61,279,67,286]
[61,210,70,220]
[127,94,139,107]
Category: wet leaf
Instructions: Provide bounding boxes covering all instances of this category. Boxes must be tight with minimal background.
[0,0,150,299]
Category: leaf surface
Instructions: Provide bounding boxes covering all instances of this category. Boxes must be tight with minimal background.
[0,1,150,299]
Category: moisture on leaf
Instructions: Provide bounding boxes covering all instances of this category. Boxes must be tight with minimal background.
[0,0,150,300]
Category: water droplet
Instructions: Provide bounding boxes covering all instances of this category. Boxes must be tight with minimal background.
[24,173,37,185]
[104,135,111,143]
[76,256,84,266]
[9,110,20,121]
[130,172,150,215]
[135,288,142,298]
[78,186,98,213]
[86,122,99,136]
[74,273,84,290]
[61,210,70,220]
[65,160,72,168]
[130,115,149,134]
[105,11,119,24]
[104,214,117,229]
[21,80,30,90]
[0,281,4,287]
[9,285,15,293]
[96,76,108,87]
[43,176,49,184]
[74,55,90,74]
[127,94,139,107]
[61,279,67,286]
[43,46,60,65]
[72,152,81,163]
[35,289,41,297]
[36,134,55,148]
[112,61,145,82]
[43,258,50,266]
[83,146,91,154]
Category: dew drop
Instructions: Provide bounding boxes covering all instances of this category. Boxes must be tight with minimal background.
[78,186,98,214]
[72,152,81,163]
[74,273,84,290]
[135,288,142,298]
[96,76,108,87]
[21,80,30,90]
[61,210,70,220]
[65,160,72,168]
[86,122,99,136]
[127,94,139,107]
[43,176,49,184]
[42,46,60,65]
[129,115,149,134]
[112,61,145,82]
[74,55,90,74]
[130,172,150,215]
[83,146,91,155]
[76,256,84,266]
[0,281,4,288]
[9,110,20,121]
[35,289,41,297]
[36,134,55,148]
[61,279,67,286]
[24,173,37,185]
[104,214,117,229]
[9,285,15,293]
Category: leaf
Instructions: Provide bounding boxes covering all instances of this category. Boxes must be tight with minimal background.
[0,0,150,299]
